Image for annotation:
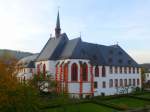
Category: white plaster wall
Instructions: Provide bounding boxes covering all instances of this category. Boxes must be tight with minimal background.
[82,83,91,93]
[94,66,142,96]
[145,73,150,82]
[35,60,56,78]
[68,83,80,93]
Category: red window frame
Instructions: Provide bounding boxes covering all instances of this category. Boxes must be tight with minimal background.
[71,63,78,81]
[82,63,88,81]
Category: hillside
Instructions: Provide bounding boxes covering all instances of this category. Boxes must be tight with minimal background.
[140,63,150,72]
[0,49,33,60]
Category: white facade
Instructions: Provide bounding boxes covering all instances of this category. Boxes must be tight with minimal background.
[94,66,141,96]
[35,60,56,78]
[145,72,150,83]
[17,67,35,82]
[35,59,141,98]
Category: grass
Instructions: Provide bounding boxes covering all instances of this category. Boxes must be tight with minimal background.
[136,92,150,98]
[41,92,150,112]
[45,103,117,112]
[104,97,150,109]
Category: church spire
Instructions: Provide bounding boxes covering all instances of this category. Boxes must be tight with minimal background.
[55,10,61,38]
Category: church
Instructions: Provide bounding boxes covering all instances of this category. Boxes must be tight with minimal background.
[17,11,141,98]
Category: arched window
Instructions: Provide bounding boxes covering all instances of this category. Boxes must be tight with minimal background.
[124,79,127,87]
[109,79,113,88]
[95,65,99,77]
[129,79,131,86]
[129,67,131,74]
[109,66,113,74]
[63,64,68,82]
[120,79,123,87]
[133,67,135,74]
[137,68,139,74]
[115,79,118,87]
[82,63,88,81]
[115,66,118,74]
[124,67,127,74]
[133,79,135,86]
[137,79,140,85]
[102,81,106,88]
[120,67,122,74]
[43,64,46,76]
[102,66,106,77]
[71,63,78,81]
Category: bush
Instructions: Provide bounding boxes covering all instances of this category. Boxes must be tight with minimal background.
[0,57,41,112]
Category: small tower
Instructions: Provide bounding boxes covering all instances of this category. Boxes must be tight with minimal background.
[55,11,61,38]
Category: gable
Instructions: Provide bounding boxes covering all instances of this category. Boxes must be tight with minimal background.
[36,33,68,61]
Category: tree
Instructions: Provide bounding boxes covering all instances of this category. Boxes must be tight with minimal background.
[29,73,57,94]
[0,54,41,112]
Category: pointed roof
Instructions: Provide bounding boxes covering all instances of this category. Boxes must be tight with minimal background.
[56,11,60,29]
[55,11,61,38]
[36,33,68,61]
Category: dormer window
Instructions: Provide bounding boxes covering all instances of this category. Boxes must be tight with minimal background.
[128,60,131,65]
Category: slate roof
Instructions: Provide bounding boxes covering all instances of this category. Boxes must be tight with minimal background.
[17,54,39,68]
[36,33,68,61]
[37,33,139,67]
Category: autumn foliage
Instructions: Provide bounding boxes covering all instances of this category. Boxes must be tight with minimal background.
[0,54,40,112]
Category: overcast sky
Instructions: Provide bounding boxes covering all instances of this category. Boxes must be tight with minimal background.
[0,0,150,64]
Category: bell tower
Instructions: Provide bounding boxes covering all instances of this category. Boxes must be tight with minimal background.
[55,10,61,38]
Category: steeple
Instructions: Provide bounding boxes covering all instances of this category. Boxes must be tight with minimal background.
[55,10,61,38]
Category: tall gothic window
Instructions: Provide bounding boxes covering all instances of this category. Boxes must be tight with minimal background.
[95,65,99,77]
[82,63,88,81]
[71,63,78,81]
[63,64,68,82]
[102,66,106,77]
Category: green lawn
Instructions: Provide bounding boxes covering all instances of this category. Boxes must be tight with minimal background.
[105,97,150,109]
[136,92,150,98]
[45,103,117,112]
